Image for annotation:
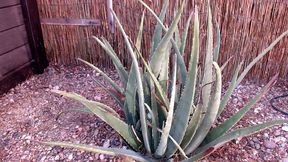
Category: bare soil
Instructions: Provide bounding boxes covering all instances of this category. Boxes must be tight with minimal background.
[0,65,287,161]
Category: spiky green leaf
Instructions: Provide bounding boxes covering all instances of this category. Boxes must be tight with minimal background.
[41,142,151,162]
[217,61,243,117]
[236,30,288,86]
[201,2,213,111]
[155,55,177,157]
[213,23,221,62]
[186,119,288,162]
[180,11,193,56]
[185,62,222,155]
[204,74,278,144]
[111,10,151,153]
[93,36,128,87]
[78,58,124,94]
[53,90,141,150]
[165,8,200,157]
[150,0,187,77]
[151,0,169,55]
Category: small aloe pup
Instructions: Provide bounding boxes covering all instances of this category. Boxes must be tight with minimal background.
[42,0,288,161]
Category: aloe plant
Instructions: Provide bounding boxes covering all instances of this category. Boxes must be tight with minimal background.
[42,0,288,161]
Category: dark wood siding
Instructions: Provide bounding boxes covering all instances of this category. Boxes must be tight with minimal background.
[0,2,31,81]
[0,0,20,8]
[0,0,47,93]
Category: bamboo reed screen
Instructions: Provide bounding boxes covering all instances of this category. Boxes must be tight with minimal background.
[37,0,288,81]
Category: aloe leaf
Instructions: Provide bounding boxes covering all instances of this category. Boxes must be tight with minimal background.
[217,61,243,117]
[155,55,177,157]
[122,11,146,126]
[185,62,222,155]
[56,107,93,121]
[111,10,151,153]
[158,41,171,91]
[236,30,288,86]
[53,90,141,150]
[213,23,221,62]
[151,0,169,55]
[180,11,193,56]
[147,120,188,159]
[204,74,278,144]
[123,68,138,125]
[220,56,233,71]
[137,0,187,83]
[180,105,202,150]
[136,48,170,111]
[41,142,151,162]
[155,127,188,159]
[186,119,288,162]
[150,0,186,77]
[175,23,182,48]
[136,11,146,51]
[165,7,200,157]
[144,103,158,151]
[201,2,213,111]
[92,77,124,107]
[92,36,128,87]
[78,58,124,94]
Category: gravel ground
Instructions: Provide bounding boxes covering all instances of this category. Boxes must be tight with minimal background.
[0,65,287,162]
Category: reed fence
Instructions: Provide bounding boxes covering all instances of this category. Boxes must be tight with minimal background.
[37,0,288,81]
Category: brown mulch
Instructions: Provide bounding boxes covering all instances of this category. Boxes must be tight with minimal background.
[0,65,287,161]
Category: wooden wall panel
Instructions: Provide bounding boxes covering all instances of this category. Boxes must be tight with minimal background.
[0,0,20,8]
[0,45,32,77]
[0,5,24,32]
[0,25,28,55]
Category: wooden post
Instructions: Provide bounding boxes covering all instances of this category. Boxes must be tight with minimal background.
[20,0,48,74]
[107,0,115,33]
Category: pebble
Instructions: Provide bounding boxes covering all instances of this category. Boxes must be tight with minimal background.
[68,153,73,160]
[282,126,288,132]
[99,154,105,160]
[281,158,288,162]
[103,140,110,148]
[264,140,277,149]
[275,130,281,136]
[252,137,259,143]
[54,155,60,160]
[274,136,286,143]
[249,141,255,146]
[53,86,60,90]
[40,156,46,162]
[255,143,260,149]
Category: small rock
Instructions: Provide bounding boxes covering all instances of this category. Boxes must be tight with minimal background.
[94,95,102,100]
[282,126,288,132]
[99,154,105,160]
[68,153,73,160]
[249,141,255,146]
[53,86,60,90]
[255,143,260,149]
[54,155,60,160]
[72,134,78,138]
[281,158,288,162]
[40,156,46,162]
[274,136,286,143]
[103,140,110,148]
[275,130,281,136]
[264,140,277,149]
[251,149,258,155]
[252,137,259,143]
